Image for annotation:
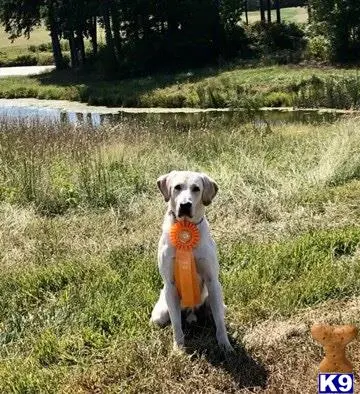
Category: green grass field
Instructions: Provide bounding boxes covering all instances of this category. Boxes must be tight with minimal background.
[0,25,53,66]
[247,6,308,24]
[1,116,360,392]
[0,25,51,48]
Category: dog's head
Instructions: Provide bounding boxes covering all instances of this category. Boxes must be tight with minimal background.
[157,171,218,220]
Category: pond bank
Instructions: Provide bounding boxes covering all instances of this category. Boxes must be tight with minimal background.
[1,97,360,115]
[0,66,55,78]
[1,65,360,109]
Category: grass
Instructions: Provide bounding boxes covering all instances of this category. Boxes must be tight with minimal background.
[1,115,360,392]
[247,6,308,24]
[1,65,360,109]
[0,25,53,67]
[0,47,58,67]
[0,26,51,48]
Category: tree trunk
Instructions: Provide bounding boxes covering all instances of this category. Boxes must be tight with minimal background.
[308,2,312,23]
[275,0,281,23]
[244,0,249,25]
[48,2,65,69]
[90,16,98,56]
[168,13,178,39]
[49,27,64,69]
[213,0,221,58]
[101,0,117,64]
[68,31,79,68]
[76,31,86,66]
[267,0,272,23]
[110,3,122,59]
[335,27,350,62]
[142,13,152,37]
[259,0,266,23]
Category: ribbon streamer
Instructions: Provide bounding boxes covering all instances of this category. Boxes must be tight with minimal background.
[170,220,201,308]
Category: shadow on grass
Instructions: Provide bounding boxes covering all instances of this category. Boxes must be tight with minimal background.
[27,64,236,107]
[182,306,268,391]
[31,58,248,87]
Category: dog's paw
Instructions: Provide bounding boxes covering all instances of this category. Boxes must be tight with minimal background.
[172,332,185,353]
[172,341,185,354]
[217,334,234,353]
[220,341,234,353]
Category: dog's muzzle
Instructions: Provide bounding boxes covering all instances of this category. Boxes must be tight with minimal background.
[178,202,192,218]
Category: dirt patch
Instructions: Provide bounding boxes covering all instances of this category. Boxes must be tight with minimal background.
[241,297,360,393]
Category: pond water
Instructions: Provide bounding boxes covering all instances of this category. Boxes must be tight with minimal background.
[0,105,105,127]
[0,99,356,128]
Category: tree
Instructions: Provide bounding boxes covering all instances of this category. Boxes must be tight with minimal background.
[110,2,122,61]
[244,0,249,24]
[259,0,266,23]
[213,0,222,57]
[0,0,41,39]
[100,0,118,67]
[1,0,247,75]
[89,16,97,55]
[44,0,66,69]
[274,0,281,23]
[267,0,272,23]
[51,0,100,68]
[0,0,66,69]
[310,0,360,62]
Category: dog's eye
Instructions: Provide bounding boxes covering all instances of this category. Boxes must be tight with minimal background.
[174,185,182,191]
[192,186,200,192]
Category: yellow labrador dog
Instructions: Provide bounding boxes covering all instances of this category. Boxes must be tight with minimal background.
[151,170,233,352]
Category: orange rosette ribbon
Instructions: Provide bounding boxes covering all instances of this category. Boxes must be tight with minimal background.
[169,220,201,308]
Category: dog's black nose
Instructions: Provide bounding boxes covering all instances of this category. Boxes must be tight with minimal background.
[178,202,192,217]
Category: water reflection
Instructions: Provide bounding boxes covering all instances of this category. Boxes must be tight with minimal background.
[0,103,350,128]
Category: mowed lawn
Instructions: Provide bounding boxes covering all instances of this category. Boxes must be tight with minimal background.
[0,25,52,66]
[0,26,51,48]
[1,116,360,392]
[247,6,308,24]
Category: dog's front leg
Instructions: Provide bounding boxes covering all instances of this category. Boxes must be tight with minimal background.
[206,278,233,352]
[197,253,233,352]
[164,280,184,349]
[159,246,184,350]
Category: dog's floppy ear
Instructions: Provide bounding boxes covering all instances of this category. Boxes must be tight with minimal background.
[157,171,176,202]
[201,173,218,206]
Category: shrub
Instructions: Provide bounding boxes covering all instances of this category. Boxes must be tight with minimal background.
[309,1,360,63]
[247,21,307,56]
[28,41,69,53]
[294,75,360,109]
[305,35,331,62]
[11,54,38,66]
[38,43,52,52]
[28,45,37,53]
[38,52,55,66]
[261,49,303,64]
[221,25,252,59]
[264,91,293,107]
[62,53,71,67]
